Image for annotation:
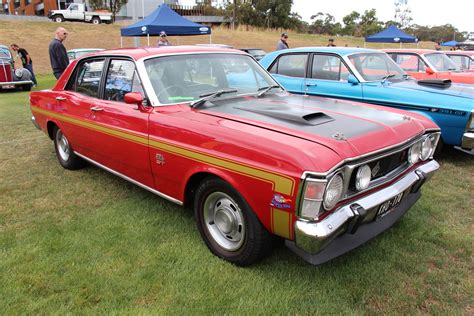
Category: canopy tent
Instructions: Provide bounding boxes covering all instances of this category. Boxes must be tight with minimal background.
[365,25,418,47]
[441,40,458,47]
[120,3,211,46]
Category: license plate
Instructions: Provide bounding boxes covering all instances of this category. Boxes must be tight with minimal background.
[376,192,404,219]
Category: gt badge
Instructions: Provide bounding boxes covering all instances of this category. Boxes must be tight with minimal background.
[270,194,292,209]
[155,153,165,165]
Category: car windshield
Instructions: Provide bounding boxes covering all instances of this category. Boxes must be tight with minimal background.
[425,53,459,71]
[0,47,11,59]
[348,52,405,81]
[144,54,277,104]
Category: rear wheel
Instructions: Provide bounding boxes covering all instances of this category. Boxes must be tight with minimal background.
[53,127,85,170]
[53,15,64,23]
[194,177,272,266]
[91,17,100,24]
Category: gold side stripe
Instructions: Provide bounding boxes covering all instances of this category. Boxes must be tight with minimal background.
[272,208,291,239]
[33,107,295,195]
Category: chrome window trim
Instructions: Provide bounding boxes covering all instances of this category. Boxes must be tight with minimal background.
[74,151,183,206]
[136,52,283,107]
[341,52,406,83]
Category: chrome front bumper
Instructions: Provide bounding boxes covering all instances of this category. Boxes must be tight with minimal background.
[461,132,474,150]
[286,160,439,265]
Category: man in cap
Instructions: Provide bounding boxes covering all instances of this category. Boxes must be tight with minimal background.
[157,31,172,46]
[276,32,289,50]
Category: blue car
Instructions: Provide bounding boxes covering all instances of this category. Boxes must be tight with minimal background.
[260,47,474,153]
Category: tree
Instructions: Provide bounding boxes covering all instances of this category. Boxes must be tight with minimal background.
[394,0,412,29]
[358,9,383,37]
[108,0,128,22]
[342,11,360,36]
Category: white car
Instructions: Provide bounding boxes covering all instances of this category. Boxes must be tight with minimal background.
[67,48,104,63]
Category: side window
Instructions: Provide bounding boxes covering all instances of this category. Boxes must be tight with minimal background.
[104,59,143,102]
[70,4,78,11]
[68,59,105,98]
[395,54,425,72]
[275,54,308,78]
[311,55,349,81]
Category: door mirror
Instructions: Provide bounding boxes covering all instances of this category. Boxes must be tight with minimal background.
[124,92,144,105]
[425,67,435,75]
[347,74,359,85]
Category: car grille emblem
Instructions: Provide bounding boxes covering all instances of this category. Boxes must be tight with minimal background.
[332,132,346,141]
[372,161,381,178]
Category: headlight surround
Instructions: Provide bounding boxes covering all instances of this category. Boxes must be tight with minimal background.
[420,136,434,160]
[408,141,422,164]
[323,173,344,210]
[355,164,372,191]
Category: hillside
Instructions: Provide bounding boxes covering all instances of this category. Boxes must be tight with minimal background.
[0,20,435,74]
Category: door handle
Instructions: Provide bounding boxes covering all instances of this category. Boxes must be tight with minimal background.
[56,96,66,101]
[90,106,104,112]
[305,83,317,87]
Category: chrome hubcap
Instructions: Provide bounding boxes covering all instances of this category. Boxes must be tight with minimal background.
[203,192,245,251]
[56,130,70,161]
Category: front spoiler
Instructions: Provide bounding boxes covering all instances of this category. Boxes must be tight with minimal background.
[286,160,439,265]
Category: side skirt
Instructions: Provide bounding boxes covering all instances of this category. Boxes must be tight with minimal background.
[75,151,183,206]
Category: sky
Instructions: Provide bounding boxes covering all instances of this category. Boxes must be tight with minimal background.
[292,0,473,32]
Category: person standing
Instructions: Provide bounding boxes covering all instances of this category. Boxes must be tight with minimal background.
[10,43,37,86]
[157,31,172,46]
[49,27,69,79]
[276,32,289,51]
[327,38,336,47]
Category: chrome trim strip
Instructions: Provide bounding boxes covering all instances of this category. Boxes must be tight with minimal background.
[30,115,41,130]
[0,80,32,86]
[74,152,183,206]
[293,160,439,254]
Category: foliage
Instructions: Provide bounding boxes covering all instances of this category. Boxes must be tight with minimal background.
[107,0,128,22]
[309,12,341,36]
[394,0,412,29]
[88,0,108,11]
[407,24,467,42]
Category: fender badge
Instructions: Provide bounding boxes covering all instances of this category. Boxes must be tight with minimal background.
[270,194,292,209]
[155,153,165,165]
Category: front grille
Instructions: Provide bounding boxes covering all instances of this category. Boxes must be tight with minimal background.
[347,147,409,194]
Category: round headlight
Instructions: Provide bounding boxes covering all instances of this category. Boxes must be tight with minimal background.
[323,173,344,210]
[355,164,372,191]
[408,141,422,164]
[420,136,433,161]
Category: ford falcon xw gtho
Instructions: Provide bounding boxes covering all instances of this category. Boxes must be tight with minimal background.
[30,46,440,266]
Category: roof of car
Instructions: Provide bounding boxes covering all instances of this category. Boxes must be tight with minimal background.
[269,47,381,56]
[90,45,246,60]
[68,48,104,53]
[382,49,441,54]
[445,51,474,56]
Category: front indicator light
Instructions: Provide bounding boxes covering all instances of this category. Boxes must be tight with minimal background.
[300,180,326,220]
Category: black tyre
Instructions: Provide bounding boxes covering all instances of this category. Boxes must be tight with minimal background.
[194,177,272,266]
[53,127,85,170]
[91,17,100,24]
[53,15,64,23]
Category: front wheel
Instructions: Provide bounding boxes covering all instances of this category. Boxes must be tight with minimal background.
[194,177,272,266]
[53,127,85,170]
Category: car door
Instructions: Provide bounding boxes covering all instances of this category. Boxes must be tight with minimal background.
[389,53,429,80]
[268,53,307,93]
[88,58,154,187]
[67,4,83,20]
[304,53,363,100]
[60,57,107,159]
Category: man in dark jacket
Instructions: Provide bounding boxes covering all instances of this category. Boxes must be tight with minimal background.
[48,27,69,79]
[10,43,37,86]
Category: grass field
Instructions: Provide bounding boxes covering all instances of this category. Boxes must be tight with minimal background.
[0,67,473,314]
[0,19,437,75]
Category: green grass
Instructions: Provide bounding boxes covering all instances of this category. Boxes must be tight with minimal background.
[0,75,472,314]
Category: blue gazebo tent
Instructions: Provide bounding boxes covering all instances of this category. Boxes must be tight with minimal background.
[441,40,458,47]
[365,25,418,47]
[120,3,211,46]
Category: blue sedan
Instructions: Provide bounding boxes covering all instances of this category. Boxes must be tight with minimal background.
[259,47,474,153]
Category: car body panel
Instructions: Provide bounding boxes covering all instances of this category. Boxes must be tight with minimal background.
[260,47,474,148]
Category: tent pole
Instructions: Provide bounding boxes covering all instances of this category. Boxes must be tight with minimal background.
[120,37,123,48]
[400,42,402,48]
[210,33,212,44]
[147,34,150,46]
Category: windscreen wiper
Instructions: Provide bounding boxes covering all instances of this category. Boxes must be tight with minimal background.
[256,85,281,97]
[190,89,238,109]
[381,74,396,83]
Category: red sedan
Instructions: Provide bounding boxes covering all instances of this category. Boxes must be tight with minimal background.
[30,46,440,265]
[446,51,474,72]
[385,49,474,84]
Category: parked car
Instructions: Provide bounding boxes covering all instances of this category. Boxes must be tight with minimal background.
[30,46,440,266]
[445,51,474,72]
[240,48,267,60]
[0,44,33,91]
[48,3,112,24]
[384,49,474,84]
[259,47,474,153]
[67,48,104,62]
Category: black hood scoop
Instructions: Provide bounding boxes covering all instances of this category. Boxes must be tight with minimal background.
[234,104,334,126]
[417,79,452,88]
